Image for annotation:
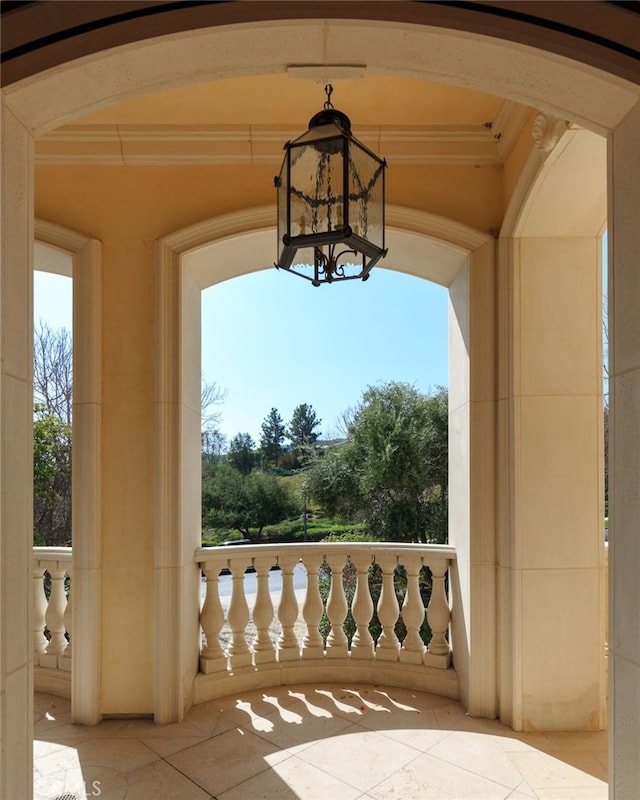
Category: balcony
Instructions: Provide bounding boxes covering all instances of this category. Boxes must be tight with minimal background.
[33,543,608,798]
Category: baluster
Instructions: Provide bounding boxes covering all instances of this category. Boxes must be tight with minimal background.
[252,556,276,664]
[200,564,227,674]
[375,553,400,661]
[44,566,68,661]
[60,568,73,669]
[33,564,48,663]
[350,552,374,659]
[399,556,426,664]
[425,559,452,668]
[325,552,348,658]
[277,555,300,661]
[301,552,324,659]
[227,557,252,669]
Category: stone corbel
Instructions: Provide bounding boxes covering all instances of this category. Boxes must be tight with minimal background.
[531,113,569,152]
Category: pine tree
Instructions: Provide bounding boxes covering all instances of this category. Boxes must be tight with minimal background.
[259,407,285,467]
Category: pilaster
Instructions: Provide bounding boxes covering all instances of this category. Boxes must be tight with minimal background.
[448,237,498,718]
[497,232,605,731]
[0,99,34,800]
[608,99,640,797]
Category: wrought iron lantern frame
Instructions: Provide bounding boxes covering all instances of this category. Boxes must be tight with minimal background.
[274,85,387,286]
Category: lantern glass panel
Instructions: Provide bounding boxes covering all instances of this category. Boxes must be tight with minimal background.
[289,126,346,239]
[288,245,317,279]
[348,140,384,249]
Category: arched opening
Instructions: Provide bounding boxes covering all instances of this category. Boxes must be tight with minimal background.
[155,208,491,715]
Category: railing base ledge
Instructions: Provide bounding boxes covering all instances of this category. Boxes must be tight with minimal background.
[200,655,227,674]
[192,660,459,707]
[35,665,71,699]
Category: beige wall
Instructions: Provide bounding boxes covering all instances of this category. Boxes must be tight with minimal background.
[35,162,504,237]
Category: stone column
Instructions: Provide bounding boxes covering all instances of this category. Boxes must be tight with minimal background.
[0,100,34,800]
[98,219,158,716]
[71,234,103,725]
[497,232,605,731]
[608,99,640,796]
[448,238,498,718]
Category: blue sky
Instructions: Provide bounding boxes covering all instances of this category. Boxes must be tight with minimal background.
[34,268,449,445]
[201,270,448,442]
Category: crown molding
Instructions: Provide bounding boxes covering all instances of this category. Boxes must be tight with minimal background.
[36,101,527,167]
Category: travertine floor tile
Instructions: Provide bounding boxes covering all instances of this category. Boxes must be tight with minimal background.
[510,749,607,792]
[297,724,422,792]
[120,759,212,799]
[166,725,289,796]
[220,754,362,800]
[428,730,525,790]
[368,751,515,800]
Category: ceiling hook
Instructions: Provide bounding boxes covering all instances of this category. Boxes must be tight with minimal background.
[324,84,334,110]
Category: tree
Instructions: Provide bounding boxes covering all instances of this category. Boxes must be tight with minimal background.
[304,441,364,521]
[227,432,256,475]
[351,382,448,543]
[34,404,72,546]
[288,403,322,452]
[34,321,72,423]
[259,407,286,467]
[307,382,448,543]
[202,464,297,538]
[33,322,73,545]
[201,377,227,477]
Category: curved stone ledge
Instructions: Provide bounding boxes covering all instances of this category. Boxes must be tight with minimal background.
[193,658,459,706]
[34,666,71,699]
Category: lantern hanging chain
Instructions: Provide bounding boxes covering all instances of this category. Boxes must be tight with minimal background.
[324,84,334,110]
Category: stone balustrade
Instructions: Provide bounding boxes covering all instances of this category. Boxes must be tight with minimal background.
[194,542,459,704]
[33,547,73,696]
[28,540,610,715]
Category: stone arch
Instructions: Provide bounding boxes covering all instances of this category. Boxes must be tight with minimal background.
[4,20,637,137]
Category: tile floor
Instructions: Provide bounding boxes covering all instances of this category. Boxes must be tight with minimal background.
[34,684,608,800]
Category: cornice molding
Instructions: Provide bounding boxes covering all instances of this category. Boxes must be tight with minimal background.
[36,111,526,167]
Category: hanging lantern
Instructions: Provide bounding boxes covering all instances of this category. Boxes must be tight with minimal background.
[274,84,387,286]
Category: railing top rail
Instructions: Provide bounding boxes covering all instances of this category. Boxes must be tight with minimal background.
[33,546,73,562]
[195,541,456,563]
